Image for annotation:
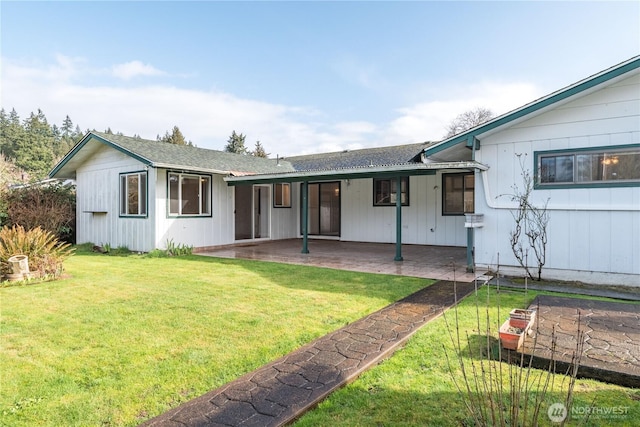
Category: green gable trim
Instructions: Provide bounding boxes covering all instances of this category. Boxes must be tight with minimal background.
[49,132,153,178]
[90,133,154,165]
[425,57,640,157]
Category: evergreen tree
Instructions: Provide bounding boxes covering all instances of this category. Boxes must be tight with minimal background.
[62,115,74,137]
[252,140,269,158]
[16,110,55,179]
[0,109,8,155]
[224,130,247,154]
[51,124,65,158]
[57,116,81,156]
[0,109,25,162]
[158,126,192,146]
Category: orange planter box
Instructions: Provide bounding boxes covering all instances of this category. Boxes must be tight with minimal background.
[499,311,535,350]
[499,319,524,350]
[508,309,536,329]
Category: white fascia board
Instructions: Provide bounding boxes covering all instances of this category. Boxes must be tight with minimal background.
[152,162,229,175]
[421,160,489,171]
[224,161,489,184]
[224,163,432,183]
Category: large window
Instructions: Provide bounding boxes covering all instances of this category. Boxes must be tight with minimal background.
[443,173,474,215]
[273,183,291,208]
[536,145,640,188]
[120,171,147,217]
[168,172,211,216]
[373,177,409,206]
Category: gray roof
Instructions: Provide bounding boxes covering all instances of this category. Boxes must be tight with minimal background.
[50,131,295,179]
[50,131,436,180]
[91,132,294,174]
[284,142,433,172]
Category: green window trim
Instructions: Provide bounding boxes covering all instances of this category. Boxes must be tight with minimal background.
[534,144,640,189]
[167,171,212,217]
[119,171,148,218]
[373,177,409,207]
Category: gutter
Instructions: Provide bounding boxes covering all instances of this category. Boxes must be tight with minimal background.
[224,161,489,185]
[151,162,230,176]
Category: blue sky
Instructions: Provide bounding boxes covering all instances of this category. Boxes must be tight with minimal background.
[2,1,639,156]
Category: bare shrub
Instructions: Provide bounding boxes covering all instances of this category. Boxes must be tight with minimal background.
[501,154,550,281]
[443,261,583,426]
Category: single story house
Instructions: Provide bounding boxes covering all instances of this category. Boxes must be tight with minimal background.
[50,56,640,286]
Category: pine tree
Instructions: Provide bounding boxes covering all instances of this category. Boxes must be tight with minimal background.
[251,141,269,158]
[61,115,74,137]
[224,130,247,154]
[0,109,25,163]
[16,109,55,179]
[158,126,191,146]
[0,109,8,155]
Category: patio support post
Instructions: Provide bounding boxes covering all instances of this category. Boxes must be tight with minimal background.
[301,181,310,254]
[395,176,403,261]
[466,227,474,272]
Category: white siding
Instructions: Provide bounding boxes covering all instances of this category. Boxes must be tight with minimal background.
[75,145,155,252]
[307,174,466,247]
[154,172,235,249]
[271,183,300,240]
[474,73,640,285]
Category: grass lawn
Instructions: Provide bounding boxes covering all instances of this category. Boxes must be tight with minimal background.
[294,286,640,427]
[0,248,429,426]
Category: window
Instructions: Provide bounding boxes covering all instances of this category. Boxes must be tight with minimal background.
[443,173,474,215]
[120,171,147,217]
[168,172,211,216]
[273,183,291,208]
[373,177,409,206]
[536,146,640,187]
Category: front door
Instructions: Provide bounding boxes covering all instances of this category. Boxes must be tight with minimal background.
[301,182,340,236]
[253,186,270,239]
[235,185,270,240]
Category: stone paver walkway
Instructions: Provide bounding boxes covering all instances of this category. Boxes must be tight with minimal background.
[141,280,477,427]
[519,295,640,388]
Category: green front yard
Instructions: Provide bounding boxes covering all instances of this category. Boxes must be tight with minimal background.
[2,249,639,426]
[296,286,640,427]
[1,249,428,426]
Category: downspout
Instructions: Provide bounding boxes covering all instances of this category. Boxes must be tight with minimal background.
[301,181,309,254]
[395,176,403,261]
[467,135,476,272]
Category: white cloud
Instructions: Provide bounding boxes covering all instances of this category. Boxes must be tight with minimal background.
[112,60,165,80]
[1,56,545,157]
[385,81,544,144]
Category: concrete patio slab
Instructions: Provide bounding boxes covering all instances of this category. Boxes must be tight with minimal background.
[515,295,640,388]
[198,240,483,282]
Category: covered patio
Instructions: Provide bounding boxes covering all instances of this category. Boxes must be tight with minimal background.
[198,240,485,282]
